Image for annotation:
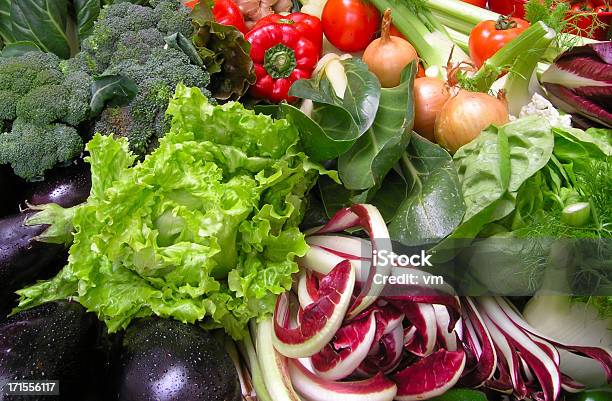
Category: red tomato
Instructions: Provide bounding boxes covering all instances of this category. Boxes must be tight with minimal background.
[488,0,527,19]
[469,16,530,67]
[595,5,610,12]
[571,2,592,11]
[389,24,405,39]
[461,0,487,7]
[321,0,381,52]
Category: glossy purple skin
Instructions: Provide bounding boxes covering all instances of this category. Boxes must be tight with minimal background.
[0,165,24,217]
[25,161,91,207]
[114,318,241,401]
[0,211,67,315]
[0,301,104,401]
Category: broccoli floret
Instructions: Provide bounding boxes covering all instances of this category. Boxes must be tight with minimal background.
[0,90,19,121]
[82,0,211,156]
[0,121,83,181]
[0,51,92,180]
[16,85,68,125]
[154,0,193,36]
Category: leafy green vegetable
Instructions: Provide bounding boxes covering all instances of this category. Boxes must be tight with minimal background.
[73,0,101,39]
[191,3,255,100]
[289,58,381,161]
[338,62,416,190]
[0,41,40,57]
[89,74,138,116]
[10,0,77,59]
[429,388,488,401]
[0,0,13,44]
[451,117,554,238]
[389,134,465,246]
[16,85,330,339]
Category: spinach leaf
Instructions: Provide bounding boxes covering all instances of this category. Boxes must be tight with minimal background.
[73,0,100,39]
[305,102,360,161]
[0,0,13,44]
[291,58,380,135]
[254,103,343,162]
[90,74,138,116]
[11,0,76,59]
[553,127,612,165]
[451,117,554,238]
[367,168,409,222]
[388,134,465,246]
[164,32,203,68]
[338,62,416,190]
[341,58,381,133]
[289,58,381,161]
[318,175,354,218]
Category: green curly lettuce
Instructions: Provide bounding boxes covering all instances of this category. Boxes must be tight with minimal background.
[16,85,334,339]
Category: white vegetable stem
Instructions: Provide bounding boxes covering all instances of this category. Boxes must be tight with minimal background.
[524,295,612,387]
[255,319,302,401]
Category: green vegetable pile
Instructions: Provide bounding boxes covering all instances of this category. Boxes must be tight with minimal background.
[16,85,331,338]
[0,0,219,181]
[0,52,91,181]
[438,117,611,313]
[79,0,211,156]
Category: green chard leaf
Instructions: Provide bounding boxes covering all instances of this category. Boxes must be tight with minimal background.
[338,62,416,190]
[388,134,465,247]
[73,0,101,39]
[11,0,76,59]
[289,57,381,161]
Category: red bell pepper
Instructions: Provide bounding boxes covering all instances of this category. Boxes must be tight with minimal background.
[213,0,248,34]
[251,12,324,53]
[184,0,248,34]
[245,13,323,103]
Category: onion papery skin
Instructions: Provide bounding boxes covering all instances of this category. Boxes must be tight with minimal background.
[434,90,509,153]
[413,77,450,141]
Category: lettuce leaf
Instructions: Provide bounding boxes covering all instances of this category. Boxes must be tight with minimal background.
[16,85,329,339]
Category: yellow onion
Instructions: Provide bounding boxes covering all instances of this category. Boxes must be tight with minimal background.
[435,90,509,153]
[413,77,450,141]
[363,9,418,88]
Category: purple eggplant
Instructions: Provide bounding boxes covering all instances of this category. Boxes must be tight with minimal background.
[0,301,106,401]
[0,161,91,314]
[113,318,241,401]
[0,165,24,218]
[0,211,67,316]
[24,160,91,208]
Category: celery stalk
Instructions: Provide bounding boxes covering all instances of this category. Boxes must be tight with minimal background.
[467,21,555,93]
[239,328,274,401]
[426,0,497,27]
[446,27,470,52]
[504,32,556,115]
[432,10,475,35]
